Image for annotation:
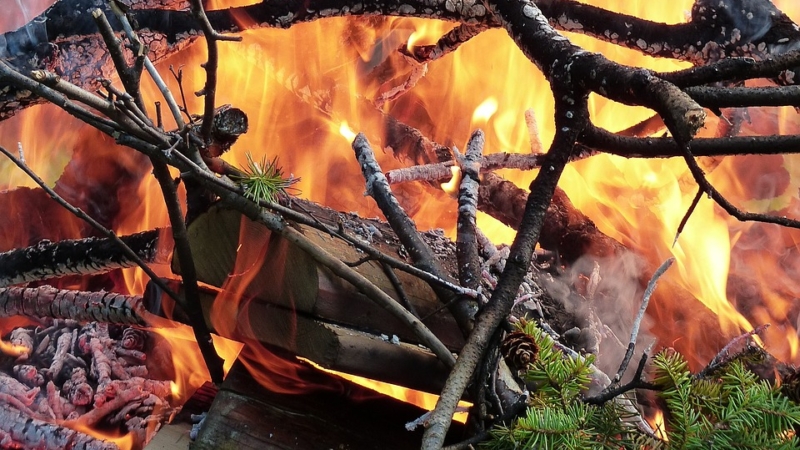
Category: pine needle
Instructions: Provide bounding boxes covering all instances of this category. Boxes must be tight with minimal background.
[235,153,299,203]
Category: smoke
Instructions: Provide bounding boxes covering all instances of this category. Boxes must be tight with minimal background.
[557,251,657,380]
[713,0,782,43]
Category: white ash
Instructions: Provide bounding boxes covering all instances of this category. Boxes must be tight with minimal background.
[0,320,177,449]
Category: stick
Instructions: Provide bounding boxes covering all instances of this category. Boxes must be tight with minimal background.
[614,258,674,384]
[680,144,800,230]
[353,133,473,334]
[401,23,488,63]
[0,229,163,288]
[455,130,484,313]
[385,152,547,185]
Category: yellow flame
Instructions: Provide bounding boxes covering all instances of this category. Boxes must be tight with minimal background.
[440,166,461,196]
[0,339,27,357]
[300,357,470,423]
[471,97,499,126]
[339,121,357,142]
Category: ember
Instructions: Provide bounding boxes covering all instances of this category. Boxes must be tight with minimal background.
[0,321,172,449]
[1,0,800,448]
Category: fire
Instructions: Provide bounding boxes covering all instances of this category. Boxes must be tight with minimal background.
[1,0,800,443]
[301,357,470,423]
[651,410,669,442]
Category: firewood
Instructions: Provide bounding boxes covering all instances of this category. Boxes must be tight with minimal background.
[0,285,148,325]
[0,229,164,288]
[174,202,467,350]
[0,403,119,450]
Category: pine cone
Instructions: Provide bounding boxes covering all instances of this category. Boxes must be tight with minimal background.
[782,367,800,403]
[501,331,539,374]
[121,327,147,351]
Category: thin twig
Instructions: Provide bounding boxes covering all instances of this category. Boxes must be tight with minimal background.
[584,350,661,405]
[189,0,242,142]
[109,3,185,129]
[680,145,800,230]
[91,9,145,111]
[381,262,419,318]
[673,188,703,247]
[614,258,674,384]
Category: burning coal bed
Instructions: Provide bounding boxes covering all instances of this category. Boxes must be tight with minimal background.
[0,320,173,449]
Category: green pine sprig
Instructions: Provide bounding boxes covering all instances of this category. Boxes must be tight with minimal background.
[235,153,299,204]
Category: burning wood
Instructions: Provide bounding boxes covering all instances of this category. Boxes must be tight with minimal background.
[0,321,175,449]
[2,0,800,448]
[0,286,148,325]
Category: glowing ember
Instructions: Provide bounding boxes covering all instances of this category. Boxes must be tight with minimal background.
[1,0,800,443]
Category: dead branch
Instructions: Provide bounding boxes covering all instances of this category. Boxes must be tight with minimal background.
[455,130,484,295]
[353,133,474,333]
[385,152,547,185]
[614,258,674,384]
[401,24,489,63]
[0,285,147,325]
[0,229,163,288]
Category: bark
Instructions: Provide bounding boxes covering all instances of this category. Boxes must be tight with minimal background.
[3,0,800,121]
[0,229,166,288]
[0,403,119,450]
[0,285,149,325]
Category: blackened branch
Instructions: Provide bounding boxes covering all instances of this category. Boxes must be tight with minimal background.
[679,144,800,230]
[352,133,475,334]
[581,126,800,159]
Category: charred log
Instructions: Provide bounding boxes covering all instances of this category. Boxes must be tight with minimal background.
[0,285,148,325]
[0,229,166,288]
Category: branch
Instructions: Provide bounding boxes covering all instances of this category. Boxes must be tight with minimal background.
[680,145,800,230]
[189,0,242,142]
[455,130,484,294]
[421,84,588,449]
[400,23,489,63]
[0,229,163,288]
[0,285,148,325]
[614,258,674,385]
[353,133,474,333]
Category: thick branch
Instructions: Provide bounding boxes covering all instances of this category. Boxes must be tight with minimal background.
[0,285,148,325]
[0,229,163,288]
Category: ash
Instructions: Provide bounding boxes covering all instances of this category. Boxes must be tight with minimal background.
[0,320,175,449]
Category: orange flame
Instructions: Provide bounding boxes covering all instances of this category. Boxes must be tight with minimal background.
[1,0,800,434]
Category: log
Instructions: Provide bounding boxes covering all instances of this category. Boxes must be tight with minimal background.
[0,285,149,325]
[0,228,168,288]
[172,201,466,351]
[150,281,451,394]
[193,361,466,450]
